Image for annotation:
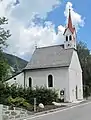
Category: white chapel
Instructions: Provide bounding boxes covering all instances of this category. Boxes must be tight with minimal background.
[7,9,83,102]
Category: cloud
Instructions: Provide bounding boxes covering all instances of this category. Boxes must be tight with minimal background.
[64,2,85,30]
[11,0,61,23]
[57,2,85,44]
[14,22,57,60]
[0,1,84,61]
[0,0,61,60]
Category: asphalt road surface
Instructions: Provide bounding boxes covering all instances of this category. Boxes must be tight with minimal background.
[27,101,91,120]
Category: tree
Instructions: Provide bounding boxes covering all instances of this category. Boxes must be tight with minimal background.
[0,17,11,81]
[0,52,10,81]
[0,17,11,51]
[77,41,91,88]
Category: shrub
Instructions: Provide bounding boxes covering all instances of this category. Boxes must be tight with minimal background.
[24,86,58,105]
[0,82,59,107]
[7,96,32,110]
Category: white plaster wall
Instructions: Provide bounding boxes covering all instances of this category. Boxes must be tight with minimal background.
[64,28,73,36]
[25,67,70,101]
[6,72,24,87]
[69,50,83,102]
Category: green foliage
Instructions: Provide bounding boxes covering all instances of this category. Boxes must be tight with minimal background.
[18,86,58,105]
[34,86,58,105]
[3,53,28,74]
[77,41,91,87]
[7,96,32,110]
[83,85,90,98]
[8,96,29,107]
[0,17,11,51]
[0,52,28,80]
[0,56,10,81]
[77,41,91,97]
[0,16,11,81]
[0,83,58,107]
[0,82,10,104]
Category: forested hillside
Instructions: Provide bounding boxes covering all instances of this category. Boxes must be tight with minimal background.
[3,53,28,72]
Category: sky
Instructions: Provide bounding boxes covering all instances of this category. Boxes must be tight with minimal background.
[0,0,91,61]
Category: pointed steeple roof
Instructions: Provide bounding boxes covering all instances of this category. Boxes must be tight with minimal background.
[68,9,72,28]
[63,9,75,35]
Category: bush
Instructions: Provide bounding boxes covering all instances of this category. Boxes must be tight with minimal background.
[7,96,32,110]
[0,82,11,105]
[83,85,90,98]
[24,86,58,105]
[0,82,59,107]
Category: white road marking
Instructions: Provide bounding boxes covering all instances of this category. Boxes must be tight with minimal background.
[26,101,91,120]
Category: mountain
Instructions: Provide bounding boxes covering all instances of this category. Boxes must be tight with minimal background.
[3,53,28,72]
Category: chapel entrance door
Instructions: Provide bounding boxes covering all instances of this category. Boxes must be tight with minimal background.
[76,86,78,99]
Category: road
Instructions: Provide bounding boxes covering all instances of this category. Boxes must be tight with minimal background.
[27,101,91,120]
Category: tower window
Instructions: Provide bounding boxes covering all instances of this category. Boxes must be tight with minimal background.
[29,77,32,87]
[48,75,53,87]
[66,36,68,41]
[69,35,72,41]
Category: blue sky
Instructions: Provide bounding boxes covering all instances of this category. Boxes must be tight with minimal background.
[0,0,90,60]
[46,0,91,50]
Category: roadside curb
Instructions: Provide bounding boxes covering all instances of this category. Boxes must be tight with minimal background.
[31,100,85,116]
[34,106,66,116]
[36,100,87,115]
[22,100,87,120]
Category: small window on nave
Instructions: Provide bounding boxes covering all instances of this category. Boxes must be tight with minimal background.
[48,75,53,87]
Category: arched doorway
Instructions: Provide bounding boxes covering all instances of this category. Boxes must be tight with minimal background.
[76,86,78,99]
[29,77,32,87]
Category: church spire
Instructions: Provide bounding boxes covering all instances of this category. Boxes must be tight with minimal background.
[68,9,72,29]
[63,8,77,50]
[63,8,75,35]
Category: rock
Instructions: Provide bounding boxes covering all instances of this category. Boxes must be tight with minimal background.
[52,102,62,106]
[39,103,44,108]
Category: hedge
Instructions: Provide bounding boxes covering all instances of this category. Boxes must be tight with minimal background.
[0,82,58,106]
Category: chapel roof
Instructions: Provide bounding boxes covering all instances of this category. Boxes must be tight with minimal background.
[24,45,74,70]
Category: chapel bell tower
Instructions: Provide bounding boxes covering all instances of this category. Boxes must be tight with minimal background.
[63,9,76,49]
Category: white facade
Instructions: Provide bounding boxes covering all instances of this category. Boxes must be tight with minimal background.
[6,49,83,102]
[69,50,83,102]
[24,50,83,102]
[6,9,83,102]
[6,72,24,87]
[25,67,70,101]
[64,28,76,50]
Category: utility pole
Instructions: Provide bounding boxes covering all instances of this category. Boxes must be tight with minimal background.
[34,98,36,112]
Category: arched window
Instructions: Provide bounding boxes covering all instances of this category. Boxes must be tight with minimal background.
[66,36,68,41]
[69,35,72,41]
[48,75,53,87]
[29,77,32,87]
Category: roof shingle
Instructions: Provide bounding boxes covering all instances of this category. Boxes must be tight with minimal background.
[24,45,74,70]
